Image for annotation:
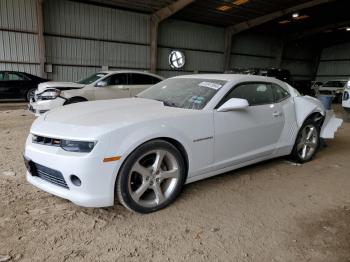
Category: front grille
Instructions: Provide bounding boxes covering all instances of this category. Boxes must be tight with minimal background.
[28,161,69,189]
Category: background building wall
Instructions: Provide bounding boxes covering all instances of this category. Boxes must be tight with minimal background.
[157,19,224,78]
[316,42,350,82]
[0,0,40,75]
[44,0,149,80]
[282,42,317,81]
[0,0,319,82]
[230,33,278,70]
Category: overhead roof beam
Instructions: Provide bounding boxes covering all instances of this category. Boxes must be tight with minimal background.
[286,19,350,42]
[223,0,337,71]
[150,0,194,73]
[227,0,336,35]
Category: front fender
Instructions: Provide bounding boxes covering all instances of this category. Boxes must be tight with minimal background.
[116,126,193,164]
[105,124,194,186]
[294,96,325,128]
[61,89,87,100]
[294,96,342,139]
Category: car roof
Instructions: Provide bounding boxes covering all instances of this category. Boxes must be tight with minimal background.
[0,70,26,74]
[98,70,164,79]
[174,74,287,85]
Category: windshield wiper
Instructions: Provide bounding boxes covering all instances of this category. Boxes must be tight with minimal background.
[151,99,178,108]
[162,100,179,108]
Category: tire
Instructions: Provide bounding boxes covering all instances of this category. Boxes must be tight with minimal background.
[64,97,87,105]
[116,140,186,213]
[290,118,321,163]
[26,88,36,102]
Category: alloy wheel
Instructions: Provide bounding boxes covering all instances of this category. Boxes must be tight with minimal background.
[297,124,318,161]
[128,149,180,208]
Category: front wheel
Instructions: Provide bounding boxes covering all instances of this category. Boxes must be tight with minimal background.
[116,140,186,213]
[26,88,36,102]
[291,119,320,163]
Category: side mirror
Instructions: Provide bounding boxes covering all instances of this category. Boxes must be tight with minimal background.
[96,80,108,87]
[217,98,249,112]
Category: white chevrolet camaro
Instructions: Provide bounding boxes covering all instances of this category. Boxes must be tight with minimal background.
[24,74,342,213]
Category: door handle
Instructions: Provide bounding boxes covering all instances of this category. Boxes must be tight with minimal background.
[272,111,282,117]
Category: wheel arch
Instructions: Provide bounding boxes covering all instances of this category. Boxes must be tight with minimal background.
[294,96,325,128]
[117,136,189,179]
[63,96,88,105]
[304,112,325,128]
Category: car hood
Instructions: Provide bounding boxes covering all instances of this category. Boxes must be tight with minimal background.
[37,81,85,93]
[43,98,195,128]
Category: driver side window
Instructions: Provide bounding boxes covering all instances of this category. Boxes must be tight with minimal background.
[8,73,25,81]
[103,74,128,86]
[220,82,274,107]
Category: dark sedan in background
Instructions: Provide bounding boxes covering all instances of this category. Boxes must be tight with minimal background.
[0,71,48,101]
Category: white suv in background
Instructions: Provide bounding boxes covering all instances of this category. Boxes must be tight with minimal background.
[29,71,164,116]
[342,80,350,112]
[318,80,347,102]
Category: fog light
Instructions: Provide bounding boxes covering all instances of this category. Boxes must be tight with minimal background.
[70,175,81,186]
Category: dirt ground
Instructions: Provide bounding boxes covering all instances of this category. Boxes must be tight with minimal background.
[0,105,350,262]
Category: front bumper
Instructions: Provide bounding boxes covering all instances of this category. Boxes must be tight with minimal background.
[24,135,121,207]
[29,97,66,116]
[320,110,343,139]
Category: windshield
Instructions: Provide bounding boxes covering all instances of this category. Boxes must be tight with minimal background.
[76,73,108,85]
[137,78,227,110]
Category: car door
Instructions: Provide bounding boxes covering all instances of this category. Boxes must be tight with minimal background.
[7,72,32,99]
[94,73,129,100]
[0,72,24,99]
[213,82,285,168]
[128,73,156,97]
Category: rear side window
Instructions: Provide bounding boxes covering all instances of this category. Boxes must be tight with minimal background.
[0,73,4,81]
[271,83,290,102]
[129,73,160,85]
[220,82,274,107]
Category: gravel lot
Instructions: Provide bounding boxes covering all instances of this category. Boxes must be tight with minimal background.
[0,105,350,262]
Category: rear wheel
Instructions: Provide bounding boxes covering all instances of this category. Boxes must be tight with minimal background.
[116,140,186,213]
[291,118,320,163]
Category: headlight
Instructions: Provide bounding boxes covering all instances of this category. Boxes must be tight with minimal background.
[39,89,61,100]
[32,134,96,153]
[61,139,96,153]
[347,81,350,89]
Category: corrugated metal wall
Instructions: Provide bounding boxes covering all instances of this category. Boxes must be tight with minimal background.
[316,42,350,82]
[230,33,278,69]
[0,0,317,81]
[158,19,224,77]
[0,0,40,75]
[44,0,149,81]
[282,43,316,80]
[230,34,316,80]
